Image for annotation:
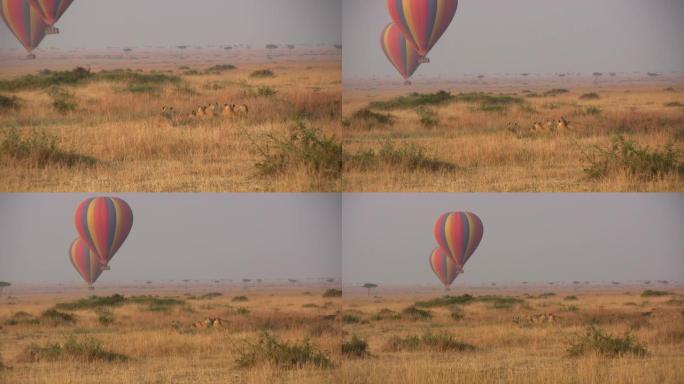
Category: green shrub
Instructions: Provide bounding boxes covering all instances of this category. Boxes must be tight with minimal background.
[564,296,579,301]
[255,122,344,180]
[322,289,342,298]
[232,295,249,302]
[342,314,361,324]
[585,106,602,115]
[350,140,455,173]
[21,336,128,363]
[450,306,465,321]
[129,296,184,312]
[0,67,93,91]
[567,326,647,358]
[237,307,250,316]
[580,92,600,100]
[250,69,275,78]
[384,331,475,352]
[415,295,476,308]
[56,294,127,310]
[41,309,76,324]
[342,335,370,358]
[544,88,569,96]
[350,108,394,128]
[416,106,439,127]
[0,128,95,168]
[257,86,277,97]
[401,305,432,320]
[207,64,237,73]
[0,94,20,110]
[4,311,39,326]
[47,87,77,113]
[236,332,331,369]
[478,295,525,309]
[584,135,681,180]
[641,290,671,297]
[664,101,683,107]
[368,90,455,110]
[97,309,114,326]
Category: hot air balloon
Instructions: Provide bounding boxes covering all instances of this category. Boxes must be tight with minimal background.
[69,238,104,290]
[429,247,460,289]
[434,211,483,272]
[28,0,73,34]
[381,23,421,85]
[1,0,48,59]
[74,197,133,270]
[387,0,459,63]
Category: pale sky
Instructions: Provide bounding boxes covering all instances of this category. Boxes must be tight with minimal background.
[342,194,684,286]
[0,194,341,284]
[0,0,341,50]
[343,0,684,79]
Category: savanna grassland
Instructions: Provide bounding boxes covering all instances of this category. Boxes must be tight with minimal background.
[343,76,684,191]
[340,285,684,384]
[0,284,343,383]
[0,48,341,192]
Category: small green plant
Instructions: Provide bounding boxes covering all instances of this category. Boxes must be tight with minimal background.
[97,309,114,326]
[449,306,464,321]
[342,335,370,358]
[342,314,361,324]
[585,106,602,115]
[580,92,600,100]
[368,90,455,110]
[352,140,455,173]
[129,296,184,312]
[567,326,647,358]
[206,64,236,73]
[235,332,331,369]
[4,311,39,326]
[41,309,76,324]
[564,295,579,301]
[257,86,277,97]
[56,294,127,310]
[237,307,250,316]
[478,295,525,309]
[664,101,683,107]
[544,88,569,96]
[641,290,671,297]
[250,69,275,78]
[350,108,394,128]
[47,87,77,113]
[232,295,249,302]
[584,135,681,180]
[415,295,476,308]
[322,289,342,298]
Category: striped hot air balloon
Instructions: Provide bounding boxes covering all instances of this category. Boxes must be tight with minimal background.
[434,211,483,271]
[28,0,74,34]
[69,238,104,289]
[381,23,421,85]
[387,0,459,62]
[74,197,133,269]
[1,0,48,58]
[429,247,460,289]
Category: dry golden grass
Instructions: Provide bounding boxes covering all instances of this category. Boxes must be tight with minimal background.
[0,54,341,192]
[343,78,684,191]
[0,285,342,383]
[340,286,684,384]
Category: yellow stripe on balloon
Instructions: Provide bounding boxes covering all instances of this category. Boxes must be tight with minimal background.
[428,0,445,49]
[402,0,420,54]
[444,213,455,261]
[86,201,102,258]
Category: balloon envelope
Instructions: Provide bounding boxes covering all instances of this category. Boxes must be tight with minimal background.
[74,197,133,267]
[434,211,483,269]
[28,0,72,26]
[381,23,421,82]
[0,0,47,53]
[429,247,460,287]
[387,0,458,58]
[69,238,104,286]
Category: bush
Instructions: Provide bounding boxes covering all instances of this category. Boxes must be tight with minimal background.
[342,314,361,324]
[56,294,127,310]
[567,326,647,358]
[350,140,455,173]
[384,331,475,353]
[47,87,77,113]
[641,290,671,297]
[368,90,455,110]
[322,289,342,298]
[0,94,20,110]
[257,86,277,97]
[250,69,275,78]
[0,67,93,91]
[237,307,250,316]
[544,88,569,96]
[0,128,96,168]
[455,92,524,112]
[97,309,114,326]
[585,106,602,115]
[664,102,683,107]
[580,92,600,100]
[584,135,681,180]
[255,122,344,180]
[207,64,236,73]
[129,295,184,312]
[564,296,579,301]
[342,336,370,358]
[401,305,432,320]
[350,108,394,128]
[20,336,128,363]
[416,106,439,127]
[235,332,331,369]
[4,311,39,326]
[232,295,249,302]
[41,309,76,324]
[415,295,476,308]
[478,295,525,309]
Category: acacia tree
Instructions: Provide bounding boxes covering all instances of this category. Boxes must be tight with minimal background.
[363,283,378,297]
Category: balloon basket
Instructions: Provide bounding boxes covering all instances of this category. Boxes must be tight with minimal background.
[45,26,59,34]
[419,57,430,64]
[104,265,111,271]
[404,80,412,86]
[26,54,36,60]
[88,286,94,291]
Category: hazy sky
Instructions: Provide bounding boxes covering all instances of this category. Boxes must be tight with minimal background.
[342,194,684,286]
[343,0,684,79]
[0,0,341,50]
[0,194,341,284]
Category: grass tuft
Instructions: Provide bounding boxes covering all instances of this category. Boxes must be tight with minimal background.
[401,305,432,320]
[580,92,600,100]
[0,94,20,110]
[250,69,275,78]
[322,289,342,298]
[384,331,475,353]
[368,90,455,110]
[232,295,249,302]
[20,336,128,363]
[641,290,671,297]
[0,128,96,168]
[342,335,370,358]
